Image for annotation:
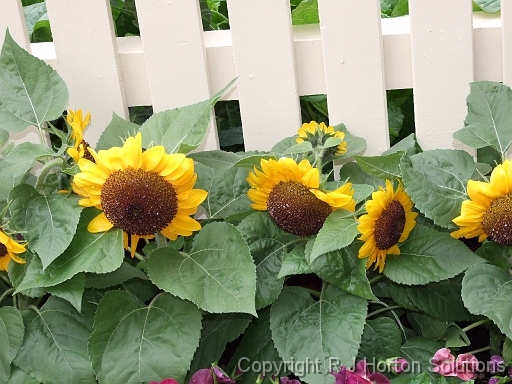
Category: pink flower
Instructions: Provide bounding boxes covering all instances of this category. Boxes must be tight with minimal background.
[454,354,479,381]
[432,348,457,376]
[150,379,179,384]
[331,360,390,384]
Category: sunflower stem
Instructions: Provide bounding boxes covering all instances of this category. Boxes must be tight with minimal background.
[35,157,64,193]
[465,345,492,355]
[148,291,166,307]
[367,305,403,318]
[155,232,167,248]
[0,272,12,287]
[27,305,43,316]
[0,288,15,305]
[461,318,491,333]
[369,275,383,285]
[368,300,408,341]
[304,287,321,299]
[132,252,145,262]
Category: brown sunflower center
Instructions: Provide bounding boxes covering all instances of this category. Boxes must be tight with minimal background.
[81,140,95,162]
[101,168,178,235]
[482,193,512,245]
[267,181,331,236]
[374,200,406,250]
[0,243,7,257]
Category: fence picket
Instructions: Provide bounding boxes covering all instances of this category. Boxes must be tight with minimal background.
[45,0,128,147]
[409,0,474,151]
[502,1,512,87]
[318,0,389,156]
[227,0,302,151]
[0,0,30,50]
[135,0,219,151]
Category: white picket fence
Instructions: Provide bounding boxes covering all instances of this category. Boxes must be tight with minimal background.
[0,0,508,155]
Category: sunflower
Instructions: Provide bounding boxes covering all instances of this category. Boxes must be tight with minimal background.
[357,180,418,273]
[246,157,355,236]
[297,121,347,156]
[72,132,207,257]
[0,230,26,272]
[451,160,512,245]
[66,109,94,163]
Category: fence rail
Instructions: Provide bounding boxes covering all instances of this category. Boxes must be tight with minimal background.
[0,0,508,155]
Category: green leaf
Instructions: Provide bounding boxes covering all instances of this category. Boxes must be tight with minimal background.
[454,81,512,160]
[399,337,444,381]
[310,210,359,263]
[148,222,257,315]
[0,142,53,180]
[283,141,313,154]
[357,318,402,362]
[332,124,367,162]
[278,242,311,278]
[189,313,252,376]
[475,241,511,270]
[139,79,235,154]
[6,366,39,384]
[237,212,298,309]
[14,208,124,292]
[8,184,41,232]
[14,297,96,383]
[382,133,420,157]
[95,112,140,150]
[384,225,485,285]
[23,2,48,39]
[0,307,24,367]
[45,273,86,312]
[473,0,500,13]
[23,193,84,269]
[291,0,319,25]
[228,307,287,384]
[0,325,10,384]
[355,151,404,180]
[0,29,68,132]
[189,150,242,169]
[339,162,385,189]
[0,128,8,147]
[195,163,252,219]
[8,252,45,298]
[88,291,202,384]
[401,149,476,229]
[270,285,367,384]
[390,0,409,17]
[233,153,276,169]
[85,262,148,289]
[323,137,343,148]
[408,313,450,340]
[311,243,377,300]
[462,263,512,339]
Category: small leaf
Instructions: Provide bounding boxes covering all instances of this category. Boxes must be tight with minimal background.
[355,151,404,180]
[338,162,385,189]
[0,29,68,132]
[332,124,367,162]
[189,150,242,169]
[95,112,140,150]
[283,141,313,154]
[291,0,319,25]
[462,264,512,339]
[45,273,86,312]
[454,81,512,160]
[475,240,511,270]
[0,307,24,365]
[472,0,500,13]
[0,142,53,180]
[357,318,402,362]
[14,297,96,383]
[88,291,202,384]
[310,210,359,263]
[399,337,443,381]
[148,222,256,315]
[270,286,367,384]
[401,149,476,229]
[382,133,420,157]
[323,137,343,148]
[384,225,485,285]
[85,262,148,289]
[195,163,252,219]
[278,243,311,278]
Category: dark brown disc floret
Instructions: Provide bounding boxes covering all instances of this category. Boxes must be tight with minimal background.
[374,200,406,250]
[482,193,512,245]
[267,181,331,236]
[0,243,7,258]
[81,140,95,162]
[101,168,178,235]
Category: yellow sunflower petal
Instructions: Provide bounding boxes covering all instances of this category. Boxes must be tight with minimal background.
[87,212,114,233]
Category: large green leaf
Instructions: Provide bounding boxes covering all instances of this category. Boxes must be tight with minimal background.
[310,209,359,263]
[384,225,485,285]
[0,30,68,132]
[85,262,147,289]
[45,273,85,312]
[311,243,376,300]
[228,307,287,384]
[338,162,385,189]
[399,337,443,381]
[462,264,512,339]
[278,242,311,278]
[0,307,24,383]
[13,208,124,292]
[454,81,512,160]
[22,192,83,269]
[14,297,96,383]
[195,163,252,219]
[139,79,235,154]
[148,222,257,315]
[237,212,300,309]
[189,150,242,170]
[475,241,511,271]
[291,0,319,25]
[270,285,367,384]
[189,313,252,376]
[0,325,11,384]
[95,112,140,150]
[355,151,404,180]
[357,318,402,362]
[473,0,500,13]
[401,149,476,229]
[6,366,39,384]
[0,142,53,180]
[88,291,202,384]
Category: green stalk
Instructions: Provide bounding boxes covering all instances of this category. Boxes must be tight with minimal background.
[461,318,491,333]
[0,288,15,305]
[34,157,64,193]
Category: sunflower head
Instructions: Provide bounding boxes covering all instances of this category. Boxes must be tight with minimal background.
[357,180,418,273]
[297,121,347,158]
[71,132,207,257]
[0,230,26,272]
[451,160,512,245]
[246,157,355,236]
[66,109,94,163]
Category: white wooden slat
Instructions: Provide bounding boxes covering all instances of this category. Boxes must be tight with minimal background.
[45,0,128,147]
[0,0,30,50]
[135,0,219,151]
[502,1,512,87]
[227,0,302,151]
[318,0,389,156]
[382,16,412,90]
[409,0,474,151]
[473,12,502,83]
